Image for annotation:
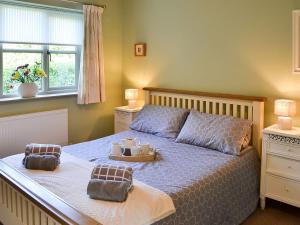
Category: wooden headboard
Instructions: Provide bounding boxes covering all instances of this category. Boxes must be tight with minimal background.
[143,87,266,156]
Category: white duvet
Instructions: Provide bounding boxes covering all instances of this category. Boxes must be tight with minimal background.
[3,153,175,225]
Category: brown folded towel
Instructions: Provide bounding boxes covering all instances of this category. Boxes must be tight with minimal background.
[91,164,133,190]
[25,143,61,159]
[87,179,131,202]
[23,154,59,171]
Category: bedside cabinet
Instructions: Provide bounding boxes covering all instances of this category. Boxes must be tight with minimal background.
[114,106,141,133]
[260,125,300,210]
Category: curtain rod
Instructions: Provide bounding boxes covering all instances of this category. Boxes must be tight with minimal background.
[58,0,107,8]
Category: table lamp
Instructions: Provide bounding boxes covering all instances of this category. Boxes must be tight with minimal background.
[274,99,296,130]
[125,89,139,109]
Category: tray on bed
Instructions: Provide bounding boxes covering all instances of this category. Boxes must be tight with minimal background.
[109,153,156,162]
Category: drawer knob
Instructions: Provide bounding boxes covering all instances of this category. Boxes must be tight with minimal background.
[285,188,289,192]
[288,166,292,169]
[288,149,293,152]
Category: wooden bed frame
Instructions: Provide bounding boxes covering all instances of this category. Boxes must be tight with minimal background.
[0,87,266,225]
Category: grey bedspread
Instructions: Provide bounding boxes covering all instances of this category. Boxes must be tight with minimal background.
[63,130,260,225]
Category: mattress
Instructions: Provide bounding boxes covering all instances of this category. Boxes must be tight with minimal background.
[63,130,260,225]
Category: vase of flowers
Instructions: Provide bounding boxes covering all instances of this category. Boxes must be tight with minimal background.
[10,62,47,98]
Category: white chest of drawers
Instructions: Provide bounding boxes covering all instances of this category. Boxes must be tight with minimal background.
[114,106,141,133]
[260,125,300,209]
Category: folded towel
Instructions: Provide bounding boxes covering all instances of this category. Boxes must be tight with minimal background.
[91,164,133,190]
[25,143,61,159]
[87,179,131,202]
[23,154,59,171]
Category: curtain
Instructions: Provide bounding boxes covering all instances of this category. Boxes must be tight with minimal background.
[77,5,105,104]
[0,3,83,45]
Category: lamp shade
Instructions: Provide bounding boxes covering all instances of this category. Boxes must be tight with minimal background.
[125,89,139,100]
[274,99,296,117]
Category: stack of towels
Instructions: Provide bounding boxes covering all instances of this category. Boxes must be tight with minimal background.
[22,143,61,171]
[87,164,133,202]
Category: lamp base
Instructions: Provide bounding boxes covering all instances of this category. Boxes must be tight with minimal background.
[128,100,137,109]
[277,116,293,130]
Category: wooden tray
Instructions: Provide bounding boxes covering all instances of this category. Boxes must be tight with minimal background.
[109,153,156,162]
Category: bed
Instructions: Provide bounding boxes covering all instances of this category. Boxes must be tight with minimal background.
[0,87,266,225]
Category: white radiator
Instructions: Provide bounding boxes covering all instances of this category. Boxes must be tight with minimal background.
[0,109,68,158]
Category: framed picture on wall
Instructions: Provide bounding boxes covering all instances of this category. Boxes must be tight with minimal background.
[135,43,147,56]
[293,10,300,73]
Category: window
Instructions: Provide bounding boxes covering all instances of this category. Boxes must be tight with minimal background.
[0,43,80,97]
[0,2,83,98]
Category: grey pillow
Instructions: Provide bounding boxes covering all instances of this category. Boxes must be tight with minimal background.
[175,110,252,155]
[130,104,189,138]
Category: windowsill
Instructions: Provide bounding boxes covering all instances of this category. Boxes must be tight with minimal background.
[0,92,77,103]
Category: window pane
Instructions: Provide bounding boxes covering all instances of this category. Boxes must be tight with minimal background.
[3,43,42,50]
[49,45,76,51]
[49,54,76,88]
[3,53,42,95]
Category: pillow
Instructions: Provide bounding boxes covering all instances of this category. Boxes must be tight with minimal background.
[130,104,189,138]
[175,110,252,155]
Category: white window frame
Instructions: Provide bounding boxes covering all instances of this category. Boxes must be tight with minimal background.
[0,43,81,98]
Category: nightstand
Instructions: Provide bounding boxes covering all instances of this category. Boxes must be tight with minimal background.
[114,106,142,133]
[260,125,300,210]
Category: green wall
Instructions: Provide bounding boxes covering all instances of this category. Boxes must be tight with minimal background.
[122,0,300,127]
[3,0,300,144]
[0,0,123,144]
